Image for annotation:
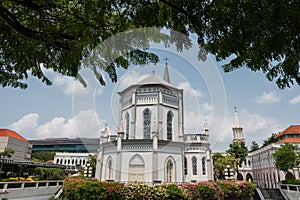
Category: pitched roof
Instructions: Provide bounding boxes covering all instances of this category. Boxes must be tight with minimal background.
[275,125,300,138]
[136,74,174,87]
[119,73,180,94]
[277,138,300,143]
[0,129,27,142]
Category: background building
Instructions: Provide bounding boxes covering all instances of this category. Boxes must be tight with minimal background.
[0,129,32,161]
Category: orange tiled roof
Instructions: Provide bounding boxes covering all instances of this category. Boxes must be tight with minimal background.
[275,125,300,138]
[277,138,300,143]
[0,129,27,142]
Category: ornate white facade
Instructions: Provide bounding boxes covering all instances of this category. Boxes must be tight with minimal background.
[95,65,213,183]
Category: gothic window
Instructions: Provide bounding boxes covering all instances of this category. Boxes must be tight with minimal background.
[166,160,173,182]
[202,157,206,175]
[125,112,130,140]
[107,158,112,180]
[192,156,197,175]
[167,111,173,140]
[184,157,188,175]
[143,108,151,139]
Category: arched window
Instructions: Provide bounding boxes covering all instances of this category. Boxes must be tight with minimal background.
[192,156,197,175]
[184,157,188,175]
[143,108,151,139]
[166,160,173,182]
[167,111,173,140]
[56,159,59,164]
[107,158,113,180]
[60,159,63,164]
[125,112,130,140]
[202,157,206,175]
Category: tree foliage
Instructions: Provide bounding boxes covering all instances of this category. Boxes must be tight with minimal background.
[31,151,56,162]
[262,133,278,147]
[212,152,238,180]
[273,143,297,173]
[250,141,259,152]
[0,148,15,175]
[227,142,248,169]
[0,0,299,89]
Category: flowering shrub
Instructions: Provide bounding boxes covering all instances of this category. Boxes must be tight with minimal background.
[63,178,255,200]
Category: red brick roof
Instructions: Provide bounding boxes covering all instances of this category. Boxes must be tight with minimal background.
[275,125,300,138]
[0,129,27,142]
[278,138,300,143]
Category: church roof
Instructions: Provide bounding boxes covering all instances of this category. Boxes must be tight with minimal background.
[0,129,27,142]
[136,74,173,87]
[275,125,300,138]
[119,72,181,94]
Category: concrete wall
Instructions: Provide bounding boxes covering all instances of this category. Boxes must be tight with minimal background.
[0,181,62,200]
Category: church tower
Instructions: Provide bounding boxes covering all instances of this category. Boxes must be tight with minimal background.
[232,107,245,143]
[118,61,184,142]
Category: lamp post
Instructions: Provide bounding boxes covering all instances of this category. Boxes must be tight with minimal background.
[84,163,93,178]
[224,165,234,180]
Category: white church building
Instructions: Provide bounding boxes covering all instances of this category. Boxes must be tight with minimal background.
[95,64,213,183]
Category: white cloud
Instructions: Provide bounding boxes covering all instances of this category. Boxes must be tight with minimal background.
[42,67,104,96]
[34,109,101,139]
[289,94,300,104]
[177,82,203,98]
[10,113,39,137]
[52,75,87,95]
[256,91,280,104]
[117,71,148,91]
[10,110,102,139]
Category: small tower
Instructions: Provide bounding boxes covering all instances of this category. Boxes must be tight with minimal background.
[163,57,170,83]
[232,107,245,143]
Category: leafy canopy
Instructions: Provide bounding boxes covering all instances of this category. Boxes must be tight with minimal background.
[212,152,238,180]
[273,143,297,173]
[250,141,259,152]
[0,0,299,89]
[227,141,248,167]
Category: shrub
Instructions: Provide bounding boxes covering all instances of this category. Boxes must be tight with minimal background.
[62,178,255,200]
[281,179,300,185]
[34,167,65,180]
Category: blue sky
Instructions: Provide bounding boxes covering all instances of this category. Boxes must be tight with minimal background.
[1,32,299,152]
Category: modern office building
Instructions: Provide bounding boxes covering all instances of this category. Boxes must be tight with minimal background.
[30,137,99,153]
[0,129,32,161]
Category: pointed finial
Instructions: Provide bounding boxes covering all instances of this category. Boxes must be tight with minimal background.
[234,107,240,128]
[164,57,169,65]
[163,57,170,83]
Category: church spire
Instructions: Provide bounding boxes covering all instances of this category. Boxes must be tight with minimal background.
[232,107,245,143]
[163,57,170,83]
[234,107,240,128]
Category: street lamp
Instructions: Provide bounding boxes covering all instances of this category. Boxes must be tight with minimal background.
[224,165,234,180]
[84,163,93,178]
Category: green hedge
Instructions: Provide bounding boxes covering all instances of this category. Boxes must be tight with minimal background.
[63,178,255,200]
[281,179,300,185]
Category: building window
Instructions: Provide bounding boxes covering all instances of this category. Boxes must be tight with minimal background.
[167,111,173,140]
[192,156,197,175]
[202,157,206,175]
[166,160,173,182]
[125,112,130,139]
[184,157,187,175]
[107,158,112,180]
[143,108,151,139]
